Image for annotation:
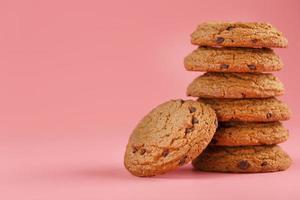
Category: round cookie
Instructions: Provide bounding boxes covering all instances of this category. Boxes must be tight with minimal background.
[187,72,284,98]
[192,145,292,173]
[211,122,289,146]
[184,47,282,72]
[200,97,291,122]
[124,99,217,177]
[191,22,288,48]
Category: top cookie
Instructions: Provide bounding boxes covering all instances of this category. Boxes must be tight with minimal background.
[191,22,288,48]
[124,99,217,177]
[184,47,283,72]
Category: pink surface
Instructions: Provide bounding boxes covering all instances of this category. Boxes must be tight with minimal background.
[1,0,300,199]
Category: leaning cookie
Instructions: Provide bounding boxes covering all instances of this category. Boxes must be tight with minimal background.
[187,72,284,98]
[211,122,289,146]
[184,47,282,72]
[124,99,217,177]
[192,145,292,173]
[200,97,291,122]
[191,22,288,48]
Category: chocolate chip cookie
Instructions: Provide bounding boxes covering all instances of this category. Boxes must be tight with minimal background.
[184,47,282,72]
[211,122,289,146]
[192,145,292,173]
[200,97,291,122]
[124,99,217,177]
[187,72,284,98]
[191,22,288,48]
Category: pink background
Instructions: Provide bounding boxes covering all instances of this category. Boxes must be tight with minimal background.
[1,0,300,199]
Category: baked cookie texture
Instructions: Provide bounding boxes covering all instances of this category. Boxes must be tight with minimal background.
[200,97,291,122]
[184,47,282,72]
[211,122,289,146]
[124,99,217,177]
[192,145,292,173]
[187,72,284,98]
[191,22,288,48]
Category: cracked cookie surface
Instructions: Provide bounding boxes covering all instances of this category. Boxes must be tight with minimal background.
[211,122,289,146]
[184,47,282,72]
[192,145,292,173]
[200,97,291,122]
[191,22,288,48]
[187,72,284,98]
[124,99,217,177]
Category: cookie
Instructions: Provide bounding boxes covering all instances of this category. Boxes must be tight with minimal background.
[192,145,292,173]
[187,72,284,98]
[191,22,288,48]
[211,122,289,146]
[201,97,291,122]
[184,47,282,72]
[124,99,217,177]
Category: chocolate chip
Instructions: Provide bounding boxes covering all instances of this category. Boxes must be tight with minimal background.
[216,37,225,44]
[140,148,146,155]
[226,26,234,31]
[162,149,169,157]
[267,112,272,119]
[251,39,258,43]
[185,127,194,134]
[132,146,138,153]
[179,156,187,166]
[189,107,196,113]
[241,93,246,98]
[220,64,229,69]
[192,117,199,124]
[211,138,218,144]
[237,160,250,170]
[261,161,268,166]
[247,64,256,70]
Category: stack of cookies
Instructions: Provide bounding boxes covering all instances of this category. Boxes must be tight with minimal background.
[185,22,292,173]
[124,22,292,177]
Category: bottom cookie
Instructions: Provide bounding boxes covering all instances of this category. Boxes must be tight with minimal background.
[192,145,292,173]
